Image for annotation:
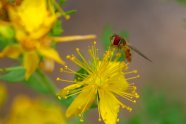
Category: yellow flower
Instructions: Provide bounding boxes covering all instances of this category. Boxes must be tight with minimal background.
[57,42,140,124]
[0,0,96,79]
[0,0,62,79]
[6,95,66,124]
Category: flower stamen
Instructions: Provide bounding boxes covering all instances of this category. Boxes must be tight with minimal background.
[126,75,140,80]
[57,42,140,124]
[56,77,75,83]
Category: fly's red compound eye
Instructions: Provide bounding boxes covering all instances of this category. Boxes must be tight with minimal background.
[113,35,121,45]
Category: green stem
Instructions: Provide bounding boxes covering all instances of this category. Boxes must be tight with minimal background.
[52,0,70,19]
[0,66,23,72]
[37,69,57,95]
[0,66,57,96]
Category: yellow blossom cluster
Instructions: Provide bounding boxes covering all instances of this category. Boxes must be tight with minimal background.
[0,0,96,79]
[0,83,66,124]
[5,96,66,124]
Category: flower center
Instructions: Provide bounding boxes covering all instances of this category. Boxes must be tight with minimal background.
[92,71,110,89]
[21,40,37,51]
[94,76,102,87]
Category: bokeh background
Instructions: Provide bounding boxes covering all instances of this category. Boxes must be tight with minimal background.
[1,0,186,124]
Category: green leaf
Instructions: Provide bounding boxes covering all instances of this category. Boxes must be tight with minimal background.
[65,10,77,15]
[0,25,15,39]
[0,36,16,50]
[142,88,166,119]
[0,36,9,50]
[0,66,25,82]
[101,26,113,51]
[58,0,67,5]
[25,70,57,94]
[49,20,64,36]
[128,115,142,124]
[0,67,56,94]
[159,103,186,124]
[74,68,89,81]
[177,0,186,4]
[58,95,75,108]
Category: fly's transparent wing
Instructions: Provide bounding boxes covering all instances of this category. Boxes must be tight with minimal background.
[128,45,152,62]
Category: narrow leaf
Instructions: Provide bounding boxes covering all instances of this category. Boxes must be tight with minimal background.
[0,67,25,83]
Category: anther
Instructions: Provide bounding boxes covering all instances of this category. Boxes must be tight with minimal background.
[66,55,71,59]
[121,105,126,108]
[76,48,80,51]
[66,90,70,94]
[80,118,84,122]
[133,70,138,73]
[127,107,132,112]
[136,95,140,98]
[117,118,120,122]
[135,93,140,98]
[57,96,61,100]
[71,56,75,60]
[98,118,102,122]
[65,66,68,69]
[56,77,60,81]
[60,68,63,72]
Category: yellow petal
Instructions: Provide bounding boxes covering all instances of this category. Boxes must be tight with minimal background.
[100,61,129,92]
[107,74,129,92]
[38,46,65,65]
[8,0,57,40]
[66,85,96,118]
[29,15,56,39]
[0,44,22,59]
[9,0,47,33]
[23,51,39,80]
[99,90,120,124]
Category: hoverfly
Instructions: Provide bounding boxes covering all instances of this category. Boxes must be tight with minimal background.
[110,34,152,62]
